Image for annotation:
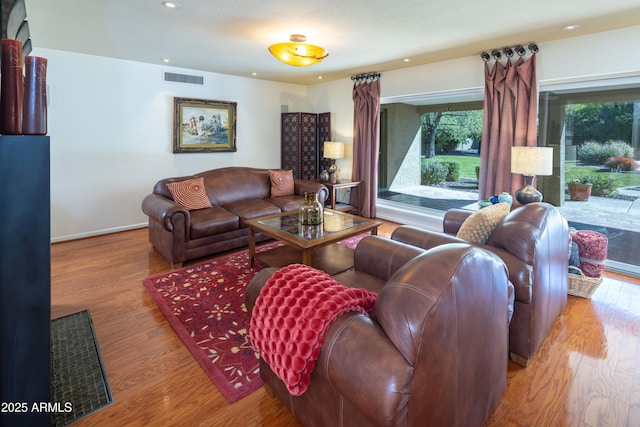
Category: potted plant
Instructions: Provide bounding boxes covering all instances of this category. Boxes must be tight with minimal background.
[568,176,593,201]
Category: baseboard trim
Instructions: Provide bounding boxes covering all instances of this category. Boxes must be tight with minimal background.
[376,199,443,232]
[51,223,148,243]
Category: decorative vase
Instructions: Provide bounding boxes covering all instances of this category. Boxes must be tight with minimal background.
[298,224,322,239]
[330,172,337,184]
[498,192,513,206]
[0,39,24,134]
[299,192,323,225]
[22,56,48,135]
[319,170,330,182]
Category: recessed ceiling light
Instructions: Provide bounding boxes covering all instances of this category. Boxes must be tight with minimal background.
[317,76,323,80]
[252,72,257,76]
[162,58,170,63]
[403,58,411,63]
[162,1,181,9]
[562,24,580,31]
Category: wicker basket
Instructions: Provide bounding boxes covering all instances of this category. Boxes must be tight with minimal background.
[568,266,603,299]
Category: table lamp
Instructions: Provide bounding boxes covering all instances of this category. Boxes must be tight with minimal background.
[511,146,553,204]
[323,141,344,182]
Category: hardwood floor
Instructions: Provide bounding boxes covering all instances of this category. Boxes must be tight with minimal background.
[51,223,640,426]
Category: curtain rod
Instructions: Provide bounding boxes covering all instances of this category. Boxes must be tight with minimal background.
[351,72,381,82]
[480,42,539,62]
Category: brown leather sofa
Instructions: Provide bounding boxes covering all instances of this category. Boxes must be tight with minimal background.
[246,236,513,427]
[141,167,327,267]
[391,202,569,366]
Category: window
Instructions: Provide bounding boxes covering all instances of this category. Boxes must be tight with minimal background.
[378,92,484,213]
[378,81,640,275]
[538,86,640,274]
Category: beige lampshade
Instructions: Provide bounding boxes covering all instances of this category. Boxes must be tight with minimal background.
[511,146,553,176]
[323,141,345,159]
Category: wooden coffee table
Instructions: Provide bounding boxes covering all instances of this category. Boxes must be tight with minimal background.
[246,209,382,275]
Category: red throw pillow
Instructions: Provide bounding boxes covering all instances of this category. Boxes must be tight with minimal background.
[166,177,212,210]
[269,169,294,197]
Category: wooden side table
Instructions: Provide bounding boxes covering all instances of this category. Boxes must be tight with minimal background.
[321,180,362,215]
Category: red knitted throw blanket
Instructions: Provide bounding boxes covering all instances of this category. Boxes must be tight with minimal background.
[249,264,377,395]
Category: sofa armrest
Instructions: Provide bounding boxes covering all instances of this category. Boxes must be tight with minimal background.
[293,179,329,206]
[141,193,191,233]
[391,225,467,250]
[443,208,474,234]
[352,236,424,281]
[245,267,280,315]
[480,245,533,305]
[315,313,413,425]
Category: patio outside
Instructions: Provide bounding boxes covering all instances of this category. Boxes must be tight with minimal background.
[379,170,640,271]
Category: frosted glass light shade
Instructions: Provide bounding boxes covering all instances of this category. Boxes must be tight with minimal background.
[268,34,328,67]
[511,146,553,176]
[323,141,345,159]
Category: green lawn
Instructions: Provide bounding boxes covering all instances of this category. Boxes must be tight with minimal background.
[432,156,640,189]
[566,162,640,188]
[433,155,480,179]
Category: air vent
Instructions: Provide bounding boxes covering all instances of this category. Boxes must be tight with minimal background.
[164,72,204,85]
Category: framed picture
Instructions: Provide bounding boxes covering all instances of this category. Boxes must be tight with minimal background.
[173,97,237,153]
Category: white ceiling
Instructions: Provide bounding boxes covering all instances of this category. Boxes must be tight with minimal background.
[25,0,640,85]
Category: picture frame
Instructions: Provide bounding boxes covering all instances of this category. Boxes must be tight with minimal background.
[173,97,237,153]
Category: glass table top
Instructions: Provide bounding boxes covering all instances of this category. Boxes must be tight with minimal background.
[257,210,368,241]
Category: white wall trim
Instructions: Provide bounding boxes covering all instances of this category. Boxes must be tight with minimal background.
[51,223,148,243]
[376,199,444,232]
[606,260,640,278]
[539,70,640,92]
[381,86,484,106]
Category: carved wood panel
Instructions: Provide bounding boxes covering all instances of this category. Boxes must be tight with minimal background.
[281,112,331,180]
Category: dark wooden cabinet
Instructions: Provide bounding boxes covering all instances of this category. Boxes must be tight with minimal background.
[281,112,331,180]
[0,136,51,426]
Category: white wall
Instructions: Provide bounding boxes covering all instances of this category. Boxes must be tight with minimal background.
[37,48,308,241]
[307,78,354,180]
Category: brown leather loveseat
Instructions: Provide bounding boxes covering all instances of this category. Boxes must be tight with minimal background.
[391,202,569,366]
[246,236,513,427]
[142,167,327,267]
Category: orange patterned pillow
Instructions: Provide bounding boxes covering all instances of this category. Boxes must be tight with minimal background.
[269,169,294,197]
[166,177,212,210]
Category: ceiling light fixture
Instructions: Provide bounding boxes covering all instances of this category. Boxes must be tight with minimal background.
[162,1,181,9]
[562,24,580,31]
[268,34,328,67]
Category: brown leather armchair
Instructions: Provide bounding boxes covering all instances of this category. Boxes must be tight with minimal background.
[392,202,569,366]
[246,236,512,427]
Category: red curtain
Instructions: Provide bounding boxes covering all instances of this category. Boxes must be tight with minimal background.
[352,75,381,218]
[479,54,538,200]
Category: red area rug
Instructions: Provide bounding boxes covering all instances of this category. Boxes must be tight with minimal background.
[142,235,366,403]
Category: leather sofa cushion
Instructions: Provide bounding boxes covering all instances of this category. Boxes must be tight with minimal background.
[333,270,386,293]
[223,199,281,227]
[190,207,239,240]
[268,195,304,212]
